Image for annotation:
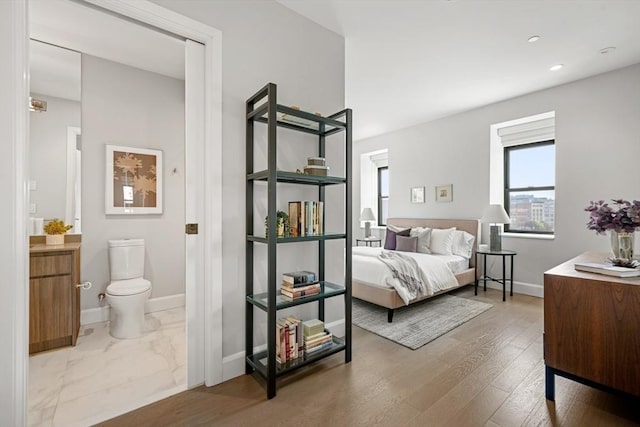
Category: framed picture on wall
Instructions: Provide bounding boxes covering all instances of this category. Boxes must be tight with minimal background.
[105,145,163,214]
[411,187,425,203]
[435,184,453,203]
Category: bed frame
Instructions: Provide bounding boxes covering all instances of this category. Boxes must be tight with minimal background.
[352,218,480,322]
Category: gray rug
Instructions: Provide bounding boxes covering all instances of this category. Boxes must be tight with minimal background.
[352,295,493,350]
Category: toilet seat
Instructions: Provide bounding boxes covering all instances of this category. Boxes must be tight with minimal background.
[107,278,151,296]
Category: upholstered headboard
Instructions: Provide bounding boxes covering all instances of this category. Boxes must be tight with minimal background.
[386,218,481,267]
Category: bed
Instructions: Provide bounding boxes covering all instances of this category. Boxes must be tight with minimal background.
[352,218,480,322]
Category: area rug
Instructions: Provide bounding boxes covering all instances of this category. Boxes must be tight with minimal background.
[352,295,493,350]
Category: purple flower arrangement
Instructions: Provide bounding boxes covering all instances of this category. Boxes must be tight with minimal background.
[585,199,640,234]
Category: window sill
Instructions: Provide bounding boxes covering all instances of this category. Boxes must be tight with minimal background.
[503,233,555,240]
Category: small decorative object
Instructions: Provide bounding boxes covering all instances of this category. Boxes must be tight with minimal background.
[43,219,72,245]
[265,211,290,238]
[435,184,453,203]
[359,208,376,238]
[481,204,511,252]
[585,199,640,259]
[411,187,425,204]
[106,145,163,215]
[608,257,640,268]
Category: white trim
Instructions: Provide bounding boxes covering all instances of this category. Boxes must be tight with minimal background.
[220,319,347,381]
[80,293,186,326]
[83,0,224,388]
[1,1,29,425]
[481,280,543,298]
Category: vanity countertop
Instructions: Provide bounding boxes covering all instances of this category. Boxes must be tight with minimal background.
[30,242,81,253]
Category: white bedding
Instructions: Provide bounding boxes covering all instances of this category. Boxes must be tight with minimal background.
[352,247,462,304]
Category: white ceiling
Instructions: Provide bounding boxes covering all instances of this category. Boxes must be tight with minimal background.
[278,0,640,140]
[30,40,81,102]
[29,0,184,93]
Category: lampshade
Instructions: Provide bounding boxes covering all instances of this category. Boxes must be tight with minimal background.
[481,204,511,224]
[360,208,376,222]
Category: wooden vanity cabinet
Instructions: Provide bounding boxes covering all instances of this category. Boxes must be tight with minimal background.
[29,243,81,354]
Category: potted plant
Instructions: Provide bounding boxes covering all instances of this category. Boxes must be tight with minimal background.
[265,211,290,238]
[43,219,73,245]
[585,199,640,260]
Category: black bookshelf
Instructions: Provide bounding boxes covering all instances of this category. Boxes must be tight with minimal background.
[245,83,352,399]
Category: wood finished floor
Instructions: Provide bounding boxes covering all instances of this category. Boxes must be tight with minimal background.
[100,287,640,427]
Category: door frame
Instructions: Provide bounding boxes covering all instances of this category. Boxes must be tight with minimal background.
[5,0,223,424]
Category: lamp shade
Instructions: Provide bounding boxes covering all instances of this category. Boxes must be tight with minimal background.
[360,208,376,222]
[481,204,511,224]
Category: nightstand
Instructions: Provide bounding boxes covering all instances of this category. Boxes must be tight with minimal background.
[475,249,517,301]
[356,237,382,247]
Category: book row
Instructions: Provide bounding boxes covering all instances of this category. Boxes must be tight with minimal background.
[288,201,323,237]
[276,317,333,365]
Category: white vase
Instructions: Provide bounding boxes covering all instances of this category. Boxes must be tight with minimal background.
[45,234,65,245]
[610,231,634,259]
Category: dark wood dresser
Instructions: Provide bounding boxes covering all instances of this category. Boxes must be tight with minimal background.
[544,251,640,400]
[29,242,81,354]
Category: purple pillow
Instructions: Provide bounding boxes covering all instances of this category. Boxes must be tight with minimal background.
[396,236,417,252]
[384,227,410,250]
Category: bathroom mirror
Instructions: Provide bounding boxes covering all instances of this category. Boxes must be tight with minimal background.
[29,39,82,234]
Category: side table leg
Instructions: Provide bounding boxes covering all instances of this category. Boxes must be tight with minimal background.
[545,365,555,401]
[474,252,478,295]
[483,255,487,292]
[502,255,506,301]
[510,255,514,296]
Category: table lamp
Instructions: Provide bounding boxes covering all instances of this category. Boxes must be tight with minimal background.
[481,204,511,252]
[360,208,376,238]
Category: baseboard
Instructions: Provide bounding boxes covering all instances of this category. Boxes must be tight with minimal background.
[482,280,543,298]
[80,293,186,326]
[221,318,347,382]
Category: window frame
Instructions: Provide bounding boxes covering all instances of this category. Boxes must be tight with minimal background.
[503,139,555,234]
[377,166,388,226]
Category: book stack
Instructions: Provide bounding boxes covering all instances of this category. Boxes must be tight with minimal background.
[302,319,333,356]
[574,262,640,278]
[281,271,321,300]
[288,201,324,237]
[276,316,304,365]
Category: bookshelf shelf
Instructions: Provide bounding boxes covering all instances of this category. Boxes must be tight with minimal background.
[245,83,352,399]
[246,336,346,378]
[247,282,346,311]
[247,233,347,244]
[247,170,346,186]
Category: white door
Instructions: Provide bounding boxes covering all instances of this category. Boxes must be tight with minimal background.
[185,39,205,387]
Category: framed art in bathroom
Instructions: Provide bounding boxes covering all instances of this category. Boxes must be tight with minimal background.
[105,145,163,214]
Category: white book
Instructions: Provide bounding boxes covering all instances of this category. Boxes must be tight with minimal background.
[574,262,640,278]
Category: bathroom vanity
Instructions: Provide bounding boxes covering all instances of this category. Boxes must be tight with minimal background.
[29,238,81,354]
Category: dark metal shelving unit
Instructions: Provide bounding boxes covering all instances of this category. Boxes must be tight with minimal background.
[245,82,352,399]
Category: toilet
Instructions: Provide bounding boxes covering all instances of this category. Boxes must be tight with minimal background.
[106,239,152,339]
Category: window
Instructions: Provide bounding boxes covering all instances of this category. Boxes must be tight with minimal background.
[504,140,555,233]
[378,166,389,226]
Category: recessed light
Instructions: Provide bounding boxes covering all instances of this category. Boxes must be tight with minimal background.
[549,64,564,71]
[600,46,616,54]
[528,35,541,43]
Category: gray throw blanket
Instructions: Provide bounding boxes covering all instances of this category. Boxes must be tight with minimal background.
[377,250,425,300]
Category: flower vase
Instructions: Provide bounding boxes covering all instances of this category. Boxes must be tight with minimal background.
[45,234,65,245]
[610,231,634,259]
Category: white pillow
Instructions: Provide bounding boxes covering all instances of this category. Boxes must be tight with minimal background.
[410,227,432,254]
[452,230,475,259]
[429,227,456,255]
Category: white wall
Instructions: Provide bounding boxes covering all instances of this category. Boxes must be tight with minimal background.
[152,0,346,361]
[81,55,185,310]
[354,63,640,294]
[29,94,81,221]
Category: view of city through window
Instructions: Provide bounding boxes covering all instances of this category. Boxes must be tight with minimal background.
[378,166,389,226]
[505,143,555,233]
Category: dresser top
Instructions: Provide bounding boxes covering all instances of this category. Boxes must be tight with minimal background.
[545,251,640,285]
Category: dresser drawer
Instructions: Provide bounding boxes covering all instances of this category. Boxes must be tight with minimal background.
[30,252,73,277]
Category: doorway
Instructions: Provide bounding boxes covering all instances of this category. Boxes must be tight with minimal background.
[3,0,223,425]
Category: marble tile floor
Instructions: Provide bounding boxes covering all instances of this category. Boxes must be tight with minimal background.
[29,307,186,427]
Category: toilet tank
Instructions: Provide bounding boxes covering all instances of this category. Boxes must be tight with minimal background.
[108,239,145,281]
